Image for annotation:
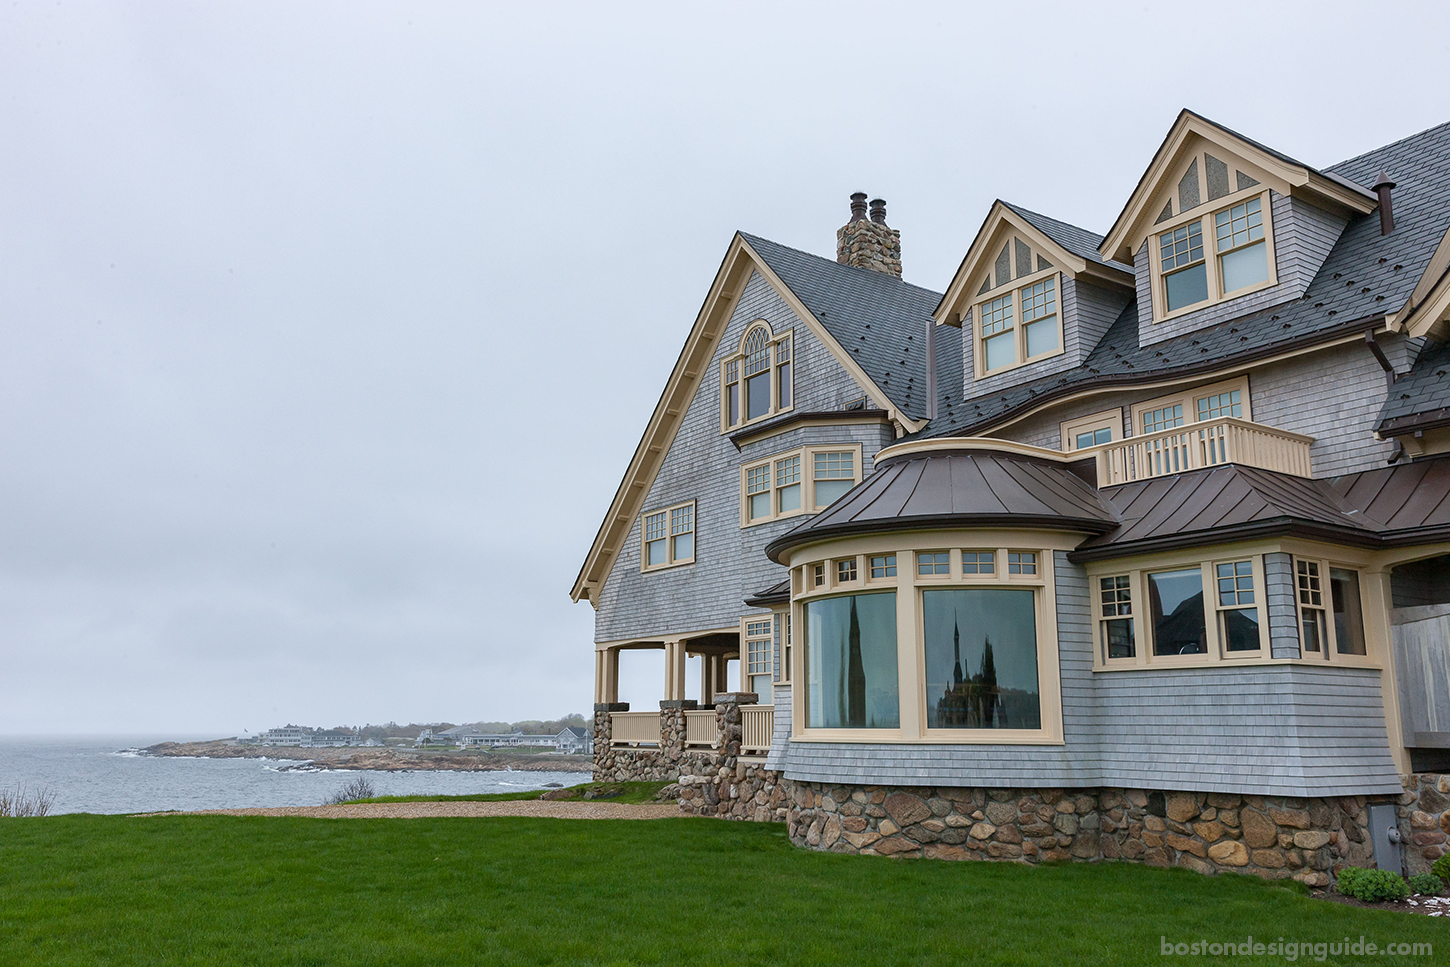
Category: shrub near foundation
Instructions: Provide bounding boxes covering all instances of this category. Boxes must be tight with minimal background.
[1432,853,1450,887]
[1335,866,1411,902]
[1407,872,1443,896]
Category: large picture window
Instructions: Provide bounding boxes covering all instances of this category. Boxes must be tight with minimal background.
[1148,567,1207,655]
[721,323,793,431]
[923,588,1040,730]
[804,592,899,729]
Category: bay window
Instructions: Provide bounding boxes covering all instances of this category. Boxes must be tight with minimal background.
[923,587,1040,730]
[803,592,899,729]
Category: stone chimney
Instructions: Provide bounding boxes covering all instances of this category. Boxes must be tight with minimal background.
[836,192,902,277]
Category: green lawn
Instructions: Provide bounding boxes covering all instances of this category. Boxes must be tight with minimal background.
[351,780,668,806]
[0,814,1441,966]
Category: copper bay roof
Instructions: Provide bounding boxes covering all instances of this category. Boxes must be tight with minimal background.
[762,448,1450,567]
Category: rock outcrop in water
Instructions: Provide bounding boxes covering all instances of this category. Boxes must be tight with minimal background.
[141,739,592,773]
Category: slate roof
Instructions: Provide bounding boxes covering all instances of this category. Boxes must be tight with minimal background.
[742,233,943,421]
[765,448,1119,563]
[915,120,1450,440]
[1000,201,1133,274]
[1376,338,1450,431]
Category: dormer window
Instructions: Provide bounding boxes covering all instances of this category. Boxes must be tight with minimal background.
[722,323,793,430]
[972,235,1063,377]
[1148,147,1277,321]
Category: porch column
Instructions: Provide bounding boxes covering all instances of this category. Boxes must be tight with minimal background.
[602,647,620,704]
[714,654,730,697]
[663,640,687,702]
[594,650,604,704]
[701,654,714,705]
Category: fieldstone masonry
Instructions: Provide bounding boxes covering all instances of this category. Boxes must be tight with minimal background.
[596,704,1445,880]
[1400,773,1450,874]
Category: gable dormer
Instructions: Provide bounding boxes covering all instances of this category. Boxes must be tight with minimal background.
[936,201,1133,398]
[1100,111,1377,347]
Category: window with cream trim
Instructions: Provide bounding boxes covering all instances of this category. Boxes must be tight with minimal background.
[1060,409,1124,452]
[640,500,695,572]
[1147,148,1277,321]
[1294,557,1368,659]
[1131,377,1251,438]
[739,445,862,527]
[974,273,1063,376]
[722,323,793,431]
[792,545,1061,742]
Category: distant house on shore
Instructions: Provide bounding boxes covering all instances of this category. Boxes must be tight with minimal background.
[254,725,363,748]
[555,727,592,755]
[256,726,308,747]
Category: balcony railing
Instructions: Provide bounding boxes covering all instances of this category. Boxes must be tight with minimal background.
[684,709,718,748]
[741,706,774,754]
[610,711,662,747]
[1087,417,1314,487]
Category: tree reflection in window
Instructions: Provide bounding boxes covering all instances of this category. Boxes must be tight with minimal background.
[923,589,1040,730]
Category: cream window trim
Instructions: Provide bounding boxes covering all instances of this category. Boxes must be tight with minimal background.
[773,608,793,685]
[1130,376,1251,436]
[1292,556,1375,667]
[1087,553,1272,670]
[1060,409,1125,452]
[739,444,863,528]
[720,321,795,434]
[742,616,774,680]
[1148,185,1279,325]
[789,539,1063,746]
[639,499,696,573]
[972,267,1065,378]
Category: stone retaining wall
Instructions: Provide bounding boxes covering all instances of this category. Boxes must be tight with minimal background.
[1400,773,1450,874]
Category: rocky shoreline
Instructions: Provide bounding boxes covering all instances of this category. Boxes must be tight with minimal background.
[139,739,592,773]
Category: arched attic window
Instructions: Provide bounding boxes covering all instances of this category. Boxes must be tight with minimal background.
[722,322,793,430]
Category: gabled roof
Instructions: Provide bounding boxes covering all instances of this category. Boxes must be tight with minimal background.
[999,201,1132,275]
[1099,109,1376,264]
[571,231,940,604]
[742,233,943,421]
[935,200,1132,326]
[917,120,1450,440]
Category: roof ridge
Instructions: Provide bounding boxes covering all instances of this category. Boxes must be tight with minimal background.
[738,231,944,298]
[1326,119,1450,174]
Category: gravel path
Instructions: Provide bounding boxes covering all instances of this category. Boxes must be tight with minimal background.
[139,800,687,820]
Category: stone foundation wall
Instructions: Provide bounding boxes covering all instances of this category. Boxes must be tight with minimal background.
[778,782,1384,885]
[1400,773,1450,874]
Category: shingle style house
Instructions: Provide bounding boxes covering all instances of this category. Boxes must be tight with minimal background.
[574,111,1450,881]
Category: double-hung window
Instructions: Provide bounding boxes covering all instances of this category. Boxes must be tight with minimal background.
[1159,220,1207,312]
[640,500,695,571]
[976,276,1061,376]
[740,445,862,527]
[1215,197,1268,293]
[744,618,774,700]
[1214,560,1260,652]
[722,323,793,430]
[1151,177,1275,319]
[1295,558,1367,659]
[1099,575,1134,661]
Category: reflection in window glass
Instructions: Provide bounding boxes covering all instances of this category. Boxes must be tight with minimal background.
[1076,427,1112,449]
[1330,568,1367,656]
[1149,567,1207,655]
[804,593,899,729]
[923,589,1040,730]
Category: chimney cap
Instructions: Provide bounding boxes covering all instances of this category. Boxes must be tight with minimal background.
[869,198,888,225]
[848,192,869,223]
[1372,171,1397,191]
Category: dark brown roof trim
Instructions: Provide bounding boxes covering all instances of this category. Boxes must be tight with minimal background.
[951,313,1387,439]
[743,579,791,608]
[1378,407,1450,435]
[766,513,1115,565]
[1067,517,1384,564]
[729,409,890,449]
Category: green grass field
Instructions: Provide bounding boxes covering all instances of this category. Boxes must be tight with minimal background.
[0,814,1441,966]
[350,780,668,806]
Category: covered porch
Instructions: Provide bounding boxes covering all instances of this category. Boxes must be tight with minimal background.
[593,630,774,757]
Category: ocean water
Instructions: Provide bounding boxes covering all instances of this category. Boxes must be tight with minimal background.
[0,736,588,815]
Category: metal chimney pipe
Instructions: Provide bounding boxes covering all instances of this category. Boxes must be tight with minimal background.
[848,192,868,223]
[1372,172,1396,236]
[869,198,887,225]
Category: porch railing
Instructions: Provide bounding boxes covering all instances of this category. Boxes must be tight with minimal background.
[1087,417,1314,486]
[741,705,774,755]
[609,711,660,747]
[684,709,718,748]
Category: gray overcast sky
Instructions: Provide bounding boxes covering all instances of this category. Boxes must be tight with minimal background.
[2,1,1445,735]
